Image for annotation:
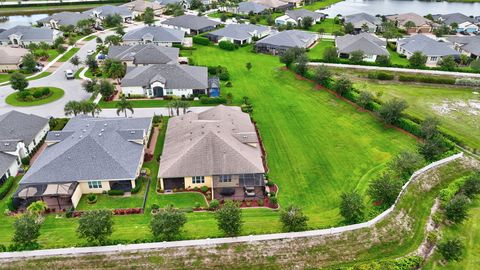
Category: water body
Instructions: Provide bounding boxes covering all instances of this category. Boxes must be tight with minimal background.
[0,14,48,29]
[320,0,480,16]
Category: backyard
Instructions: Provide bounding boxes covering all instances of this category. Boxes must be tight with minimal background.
[307,39,335,60]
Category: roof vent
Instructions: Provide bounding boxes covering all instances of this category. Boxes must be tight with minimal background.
[82,129,87,132]
[104,123,108,126]
[243,135,248,139]
[130,130,136,134]
[101,129,105,132]
[99,133,102,136]
[79,135,82,139]
[55,133,60,137]
[4,143,10,146]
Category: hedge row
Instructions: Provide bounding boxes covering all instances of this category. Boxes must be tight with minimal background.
[398,74,456,85]
[218,41,238,51]
[0,177,14,200]
[108,189,125,196]
[192,36,210,46]
[367,71,395,80]
[131,178,144,194]
[438,176,469,206]
[200,96,227,104]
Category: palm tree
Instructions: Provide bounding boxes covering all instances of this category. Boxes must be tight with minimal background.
[116,96,134,117]
[179,100,190,114]
[64,101,82,116]
[91,103,102,117]
[167,101,174,117]
[79,101,102,117]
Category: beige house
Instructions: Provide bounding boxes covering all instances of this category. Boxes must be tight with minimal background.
[0,47,28,71]
[158,105,266,200]
[386,13,435,34]
[122,0,166,17]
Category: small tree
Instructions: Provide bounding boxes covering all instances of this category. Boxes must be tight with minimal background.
[82,78,98,93]
[349,50,364,64]
[220,13,228,22]
[404,21,416,31]
[99,79,115,100]
[85,55,98,72]
[246,62,252,71]
[420,117,440,139]
[103,14,123,28]
[26,201,47,215]
[21,53,37,73]
[437,238,464,261]
[332,76,353,96]
[64,100,82,116]
[356,91,374,109]
[150,206,187,241]
[408,51,427,68]
[361,23,369,32]
[323,47,339,63]
[280,47,306,67]
[13,214,41,247]
[280,205,309,232]
[301,16,313,30]
[103,58,126,81]
[367,173,402,206]
[339,190,365,224]
[378,98,408,125]
[294,54,309,76]
[104,35,122,46]
[438,55,457,71]
[381,21,401,43]
[144,7,155,25]
[444,194,469,224]
[70,55,81,70]
[10,72,29,92]
[115,25,125,36]
[313,65,332,87]
[419,134,448,161]
[344,22,355,34]
[77,210,114,244]
[375,55,391,67]
[388,151,425,179]
[461,173,480,199]
[215,200,243,236]
[116,96,134,117]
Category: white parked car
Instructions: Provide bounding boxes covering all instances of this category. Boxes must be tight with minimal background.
[65,69,74,80]
[87,50,95,56]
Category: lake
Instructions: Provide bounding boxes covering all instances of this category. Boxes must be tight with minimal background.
[0,14,48,29]
[320,0,480,16]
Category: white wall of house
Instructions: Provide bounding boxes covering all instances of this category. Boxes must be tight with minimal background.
[2,159,20,179]
[275,15,297,26]
[26,123,50,154]
[122,85,200,98]
[71,184,83,208]
[397,45,443,66]
[122,40,176,47]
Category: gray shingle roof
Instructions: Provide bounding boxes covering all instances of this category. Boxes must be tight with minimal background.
[398,34,460,57]
[255,30,317,48]
[238,2,268,14]
[432,13,474,25]
[162,15,220,31]
[37,11,91,27]
[108,44,179,65]
[20,116,152,185]
[0,26,57,42]
[208,24,269,41]
[121,64,208,89]
[344,12,381,28]
[0,111,49,147]
[84,5,133,17]
[446,36,480,55]
[122,26,185,43]
[249,0,287,9]
[155,0,183,5]
[0,152,16,176]
[285,9,325,21]
[336,33,388,55]
[159,105,265,178]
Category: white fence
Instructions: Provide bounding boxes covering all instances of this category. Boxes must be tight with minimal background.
[0,153,464,260]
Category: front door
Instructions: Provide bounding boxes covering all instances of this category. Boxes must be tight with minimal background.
[153,86,164,97]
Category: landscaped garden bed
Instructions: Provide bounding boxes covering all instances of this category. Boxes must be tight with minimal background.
[5,87,64,107]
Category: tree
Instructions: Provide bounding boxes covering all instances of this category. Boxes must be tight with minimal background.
[77,210,113,244]
[21,53,37,73]
[80,100,102,117]
[340,190,365,224]
[301,16,313,30]
[179,100,190,114]
[116,96,134,117]
[26,201,47,215]
[150,206,187,241]
[294,53,309,76]
[317,27,325,40]
[367,173,402,206]
[313,65,332,87]
[190,0,203,9]
[85,55,98,72]
[420,117,440,139]
[375,55,391,66]
[349,50,364,64]
[344,22,355,34]
[70,55,81,70]
[103,58,126,81]
[115,25,125,36]
[404,20,416,31]
[280,47,306,67]
[246,62,252,71]
[437,238,464,261]
[332,76,353,96]
[408,51,427,68]
[64,101,83,116]
[470,59,480,71]
[220,13,228,22]
[103,14,123,28]
[450,22,458,31]
[82,78,98,93]
[419,134,448,161]
[323,47,339,63]
[53,36,65,49]
[462,173,480,199]
[438,55,457,71]
[10,72,29,92]
[144,7,155,25]
[104,35,122,46]
[356,91,374,109]
[361,23,369,32]
[215,200,243,236]
[96,36,103,44]
[381,21,401,43]
[280,205,308,232]
[76,18,94,34]
[445,194,469,224]
[378,98,408,124]
[99,79,115,100]
[13,214,41,246]
[388,151,425,179]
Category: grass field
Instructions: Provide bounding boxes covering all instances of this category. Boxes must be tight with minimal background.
[302,0,344,11]
[0,3,120,15]
[307,39,335,60]
[98,99,205,108]
[310,18,343,33]
[356,80,480,151]
[5,87,64,107]
[388,47,409,66]
[0,73,12,83]
[58,47,80,62]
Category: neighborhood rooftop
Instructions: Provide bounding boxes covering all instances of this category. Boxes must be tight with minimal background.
[162,15,221,31]
[336,33,388,56]
[208,24,269,41]
[108,44,179,65]
[0,25,57,42]
[84,5,133,17]
[398,34,460,56]
[432,13,474,25]
[122,26,185,43]
[446,36,480,56]
[344,13,381,27]
[0,46,28,65]
[255,30,317,48]
[284,9,325,21]
[238,2,268,14]
[0,111,49,149]
[37,11,91,27]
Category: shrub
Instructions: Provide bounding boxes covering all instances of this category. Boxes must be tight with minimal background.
[77,210,114,244]
[266,181,274,187]
[41,87,50,96]
[215,200,243,236]
[21,157,31,166]
[269,196,278,207]
[461,173,480,199]
[7,197,16,211]
[13,213,41,246]
[0,177,14,199]
[367,173,402,206]
[241,104,253,113]
[437,238,464,261]
[193,36,210,45]
[107,189,125,196]
[280,205,308,232]
[200,186,209,193]
[209,199,219,210]
[32,90,44,99]
[65,207,74,218]
[194,202,201,209]
[379,98,408,125]
[150,206,187,240]
[200,96,227,104]
[257,199,264,206]
[367,72,394,80]
[131,178,143,194]
[86,193,97,203]
[151,204,160,211]
[218,40,237,51]
[340,190,365,224]
[396,118,422,137]
[444,194,469,223]
[225,81,232,87]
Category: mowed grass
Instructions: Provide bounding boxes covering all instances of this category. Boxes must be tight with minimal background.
[302,0,344,11]
[310,18,343,33]
[58,47,80,62]
[150,193,208,209]
[308,39,335,60]
[357,80,480,151]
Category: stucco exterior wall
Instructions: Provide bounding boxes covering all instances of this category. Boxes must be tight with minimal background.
[78,181,111,194]
[71,185,83,208]
[26,122,50,154]
[184,176,213,189]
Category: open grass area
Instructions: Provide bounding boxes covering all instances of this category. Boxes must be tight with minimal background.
[388,47,409,66]
[35,49,60,62]
[27,71,51,81]
[0,73,12,83]
[356,80,480,151]
[5,87,64,107]
[0,3,121,15]
[150,193,208,209]
[58,47,80,62]
[302,0,344,11]
[83,35,97,41]
[307,39,335,60]
[309,18,343,33]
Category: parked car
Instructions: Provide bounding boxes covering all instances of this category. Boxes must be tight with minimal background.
[94,25,104,31]
[97,54,106,60]
[19,62,44,72]
[65,69,74,80]
[87,50,95,56]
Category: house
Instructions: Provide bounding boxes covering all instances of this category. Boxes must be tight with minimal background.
[335,33,389,62]
[205,24,270,45]
[122,0,165,17]
[0,26,62,47]
[84,5,133,23]
[155,0,190,9]
[446,36,480,59]
[108,44,179,66]
[456,22,479,33]
[0,111,49,188]
[121,64,209,98]
[255,30,318,55]
[158,105,266,200]
[0,47,28,71]
[279,0,301,8]
[248,0,290,11]
[13,116,152,211]
[161,15,221,35]
[122,26,185,47]
[37,12,92,30]
[432,13,474,26]
[236,2,269,15]
[386,13,434,34]
[344,13,382,33]
[397,34,460,66]
[275,9,325,26]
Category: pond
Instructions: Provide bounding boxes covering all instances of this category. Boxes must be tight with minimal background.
[320,0,480,16]
[0,14,48,29]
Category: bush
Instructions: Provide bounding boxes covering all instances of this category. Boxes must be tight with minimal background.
[65,207,74,218]
[193,36,210,45]
[367,72,394,80]
[107,189,125,196]
[399,74,455,85]
[257,199,264,206]
[151,203,160,211]
[396,118,422,137]
[200,186,209,193]
[280,205,308,232]
[437,238,464,261]
[21,156,31,166]
[86,193,97,203]
[0,177,14,199]
[209,199,219,210]
[32,90,44,99]
[218,40,237,51]
[225,81,232,87]
[269,196,278,206]
[131,178,143,194]
[200,96,227,104]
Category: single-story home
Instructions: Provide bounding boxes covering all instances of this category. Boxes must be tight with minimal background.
[0,25,62,47]
[432,13,474,26]
[236,2,269,15]
[446,36,480,59]
[456,22,479,33]
[37,11,92,30]
[155,0,190,10]
[161,15,221,35]
[13,116,152,211]
[0,46,28,71]
[248,0,290,11]
[84,5,133,23]
[122,26,185,47]
[0,111,49,188]
[122,0,166,17]
[255,30,318,55]
[108,44,179,66]
[121,64,209,98]
[205,24,270,45]
[344,12,382,33]
[275,9,325,26]
[397,34,460,66]
[158,105,266,200]
[386,13,435,34]
[335,33,389,62]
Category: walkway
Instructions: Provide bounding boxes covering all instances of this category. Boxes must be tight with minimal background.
[308,62,480,78]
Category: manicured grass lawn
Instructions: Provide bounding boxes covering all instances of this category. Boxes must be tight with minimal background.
[0,3,119,15]
[27,71,51,81]
[83,35,97,41]
[0,73,12,83]
[388,47,409,66]
[58,47,80,62]
[150,193,208,209]
[74,68,83,79]
[307,39,335,60]
[98,99,206,108]
[35,49,60,62]
[357,80,480,151]
[302,0,344,11]
[5,87,64,107]
[309,18,343,33]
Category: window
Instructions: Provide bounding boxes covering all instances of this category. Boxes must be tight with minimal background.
[166,89,173,95]
[220,175,232,183]
[192,176,205,184]
[431,56,438,61]
[88,181,103,189]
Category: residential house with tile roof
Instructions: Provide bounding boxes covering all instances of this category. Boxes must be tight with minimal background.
[84,5,133,23]
[386,13,435,34]
[275,9,326,26]
[344,13,382,33]
[446,36,480,59]
[205,24,271,45]
[122,26,185,46]
[37,12,92,30]
[161,15,221,35]
[0,46,28,71]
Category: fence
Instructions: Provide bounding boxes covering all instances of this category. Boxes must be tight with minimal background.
[0,153,464,260]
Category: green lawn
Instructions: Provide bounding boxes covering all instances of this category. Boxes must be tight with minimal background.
[388,47,409,66]
[150,193,208,209]
[357,80,480,151]
[58,47,80,62]
[83,35,97,41]
[307,39,335,60]
[309,18,343,33]
[0,73,12,83]
[35,49,60,62]
[302,0,344,11]
[0,3,120,15]
[27,71,51,81]
[5,87,64,107]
